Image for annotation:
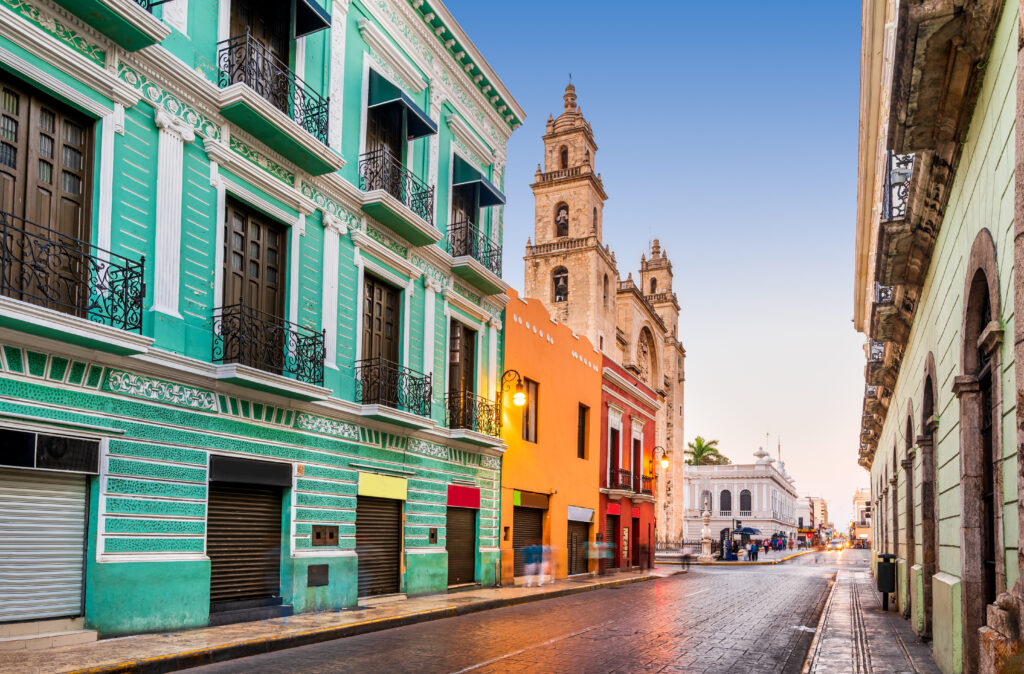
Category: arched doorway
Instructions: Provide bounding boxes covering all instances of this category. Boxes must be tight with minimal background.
[903,408,915,621]
[954,229,1003,670]
[920,354,937,637]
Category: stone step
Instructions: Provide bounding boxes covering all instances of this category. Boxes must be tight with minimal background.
[0,617,85,638]
[0,629,97,651]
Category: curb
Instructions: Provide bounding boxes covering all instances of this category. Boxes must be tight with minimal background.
[68,573,675,674]
[800,572,839,673]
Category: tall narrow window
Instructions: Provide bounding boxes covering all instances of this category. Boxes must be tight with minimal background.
[719,490,732,516]
[608,427,620,485]
[448,319,476,396]
[740,490,751,513]
[577,404,588,459]
[361,274,400,363]
[559,146,568,169]
[521,378,538,442]
[650,278,657,294]
[224,199,286,317]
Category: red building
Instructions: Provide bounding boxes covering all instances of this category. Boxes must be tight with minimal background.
[599,356,658,570]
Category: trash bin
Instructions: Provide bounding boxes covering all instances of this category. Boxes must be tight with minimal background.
[877,553,896,610]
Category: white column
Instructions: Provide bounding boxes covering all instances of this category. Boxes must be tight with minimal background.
[402,284,412,367]
[428,92,443,225]
[96,105,122,255]
[210,162,226,307]
[321,215,346,368]
[289,210,307,326]
[352,244,365,360]
[150,109,194,318]
[328,0,350,150]
[422,277,440,378]
[487,316,499,399]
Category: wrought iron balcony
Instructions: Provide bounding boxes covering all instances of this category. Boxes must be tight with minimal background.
[881,151,914,222]
[217,31,329,144]
[615,468,632,491]
[212,302,325,385]
[0,210,145,332]
[359,148,435,225]
[868,340,885,362]
[354,357,432,417]
[445,219,502,277]
[133,0,174,11]
[640,475,654,496]
[444,390,500,437]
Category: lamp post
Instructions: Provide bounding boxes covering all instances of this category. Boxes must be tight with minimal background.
[497,370,527,431]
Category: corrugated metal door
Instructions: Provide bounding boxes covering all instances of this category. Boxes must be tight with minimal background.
[0,468,86,621]
[446,506,476,586]
[605,514,619,569]
[356,496,402,597]
[207,483,283,605]
[567,521,589,575]
[512,506,543,577]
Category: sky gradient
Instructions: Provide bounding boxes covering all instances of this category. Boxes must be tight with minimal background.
[446,1,867,527]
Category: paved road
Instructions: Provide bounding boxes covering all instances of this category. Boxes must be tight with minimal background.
[194,549,868,674]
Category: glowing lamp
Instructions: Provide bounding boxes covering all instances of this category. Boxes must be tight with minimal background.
[660,457,670,470]
[512,383,526,407]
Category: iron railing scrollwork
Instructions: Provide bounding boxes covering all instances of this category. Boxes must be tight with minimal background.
[133,0,175,10]
[445,219,502,277]
[212,302,325,385]
[354,357,432,417]
[0,211,145,332]
[444,390,500,437]
[217,32,330,144]
[640,475,654,495]
[358,148,435,225]
[868,340,885,362]
[874,283,894,305]
[616,468,632,491]
[881,151,914,221]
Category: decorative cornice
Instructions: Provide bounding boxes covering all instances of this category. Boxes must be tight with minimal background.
[154,108,195,143]
[350,228,421,279]
[358,18,426,93]
[446,113,492,161]
[443,287,490,324]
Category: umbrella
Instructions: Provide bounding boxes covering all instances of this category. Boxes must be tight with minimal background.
[736,527,761,535]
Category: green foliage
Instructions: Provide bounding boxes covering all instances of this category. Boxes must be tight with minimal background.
[685,436,730,466]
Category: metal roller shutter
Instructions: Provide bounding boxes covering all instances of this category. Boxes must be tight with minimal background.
[207,483,283,605]
[605,514,619,569]
[0,468,87,622]
[446,507,476,586]
[512,506,543,578]
[356,496,402,597]
[567,520,589,575]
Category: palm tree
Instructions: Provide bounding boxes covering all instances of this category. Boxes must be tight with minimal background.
[685,436,730,466]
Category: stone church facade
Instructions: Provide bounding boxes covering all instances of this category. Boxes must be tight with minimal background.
[523,84,687,545]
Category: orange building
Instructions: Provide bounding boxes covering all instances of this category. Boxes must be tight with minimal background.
[499,288,602,583]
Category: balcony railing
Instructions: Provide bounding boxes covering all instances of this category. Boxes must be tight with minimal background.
[354,357,432,417]
[212,302,325,385]
[359,148,435,225]
[133,0,175,10]
[615,468,632,491]
[217,31,329,144]
[881,151,914,221]
[640,475,653,495]
[445,219,501,277]
[739,510,751,517]
[868,340,885,362]
[0,211,145,332]
[445,390,499,437]
[874,283,894,304]
[720,510,732,517]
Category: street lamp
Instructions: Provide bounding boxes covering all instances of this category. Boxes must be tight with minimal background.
[654,446,670,471]
[500,369,527,408]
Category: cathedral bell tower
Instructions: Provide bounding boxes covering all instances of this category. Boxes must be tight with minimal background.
[523,84,618,351]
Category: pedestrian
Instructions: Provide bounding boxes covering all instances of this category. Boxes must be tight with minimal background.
[680,544,693,570]
[751,542,758,561]
[524,538,542,587]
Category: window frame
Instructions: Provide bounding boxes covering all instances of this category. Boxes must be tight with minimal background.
[521,378,538,443]
[577,403,589,459]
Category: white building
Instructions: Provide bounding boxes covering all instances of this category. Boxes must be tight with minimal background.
[682,447,799,541]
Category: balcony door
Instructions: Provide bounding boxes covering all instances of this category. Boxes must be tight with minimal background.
[230,0,290,114]
[0,74,92,313]
[362,275,400,364]
[223,199,286,318]
[448,320,475,396]
[367,103,403,162]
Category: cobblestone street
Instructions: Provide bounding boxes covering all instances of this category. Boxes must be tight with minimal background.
[193,552,864,673]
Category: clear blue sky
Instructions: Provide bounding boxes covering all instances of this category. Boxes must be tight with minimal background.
[446,0,867,527]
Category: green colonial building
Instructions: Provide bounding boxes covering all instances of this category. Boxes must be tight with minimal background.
[856,0,1023,672]
[0,0,523,641]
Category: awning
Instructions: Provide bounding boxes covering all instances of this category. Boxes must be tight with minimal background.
[452,155,505,207]
[294,0,331,38]
[368,70,437,140]
[736,527,761,535]
[568,506,594,523]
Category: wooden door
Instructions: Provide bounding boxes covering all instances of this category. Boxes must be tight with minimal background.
[223,199,285,318]
[230,0,290,113]
[447,319,475,395]
[362,275,400,363]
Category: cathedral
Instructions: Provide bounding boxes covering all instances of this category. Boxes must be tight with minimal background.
[523,83,687,545]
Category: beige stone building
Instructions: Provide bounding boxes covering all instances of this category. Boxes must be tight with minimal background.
[522,84,687,545]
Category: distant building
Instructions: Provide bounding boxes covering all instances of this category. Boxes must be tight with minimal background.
[852,489,871,546]
[807,497,830,536]
[682,447,798,543]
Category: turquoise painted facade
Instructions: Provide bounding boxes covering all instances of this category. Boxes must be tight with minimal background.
[0,0,522,636]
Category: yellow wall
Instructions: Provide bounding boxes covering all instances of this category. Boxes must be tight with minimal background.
[499,289,603,581]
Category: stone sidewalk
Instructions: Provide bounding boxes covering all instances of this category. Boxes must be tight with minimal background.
[804,569,939,673]
[0,567,679,674]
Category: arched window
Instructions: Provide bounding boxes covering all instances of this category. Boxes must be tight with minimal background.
[592,206,598,230]
[650,278,657,294]
[719,490,732,516]
[920,354,938,637]
[739,490,752,513]
[700,490,712,512]
[555,203,569,238]
[552,267,568,303]
[585,149,590,165]
[559,146,568,170]
[602,274,609,306]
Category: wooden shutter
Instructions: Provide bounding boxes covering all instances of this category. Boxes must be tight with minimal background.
[512,506,543,578]
[223,199,285,317]
[207,482,283,606]
[356,496,402,597]
[448,320,476,395]
[367,104,402,160]
[445,506,476,586]
[362,275,400,362]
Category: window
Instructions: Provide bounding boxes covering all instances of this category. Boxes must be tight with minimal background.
[559,146,568,169]
[362,274,400,362]
[448,319,476,395]
[798,517,804,529]
[593,206,598,229]
[577,404,588,459]
[608,427,620,486]
[650,278,657,294]
[555,203,569,238]
[602,274,609,306]
[521,378,538,442]
[719,490,732,515]
[224,199,286,317]
[552,267,568,302]
[740,489,751,512]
